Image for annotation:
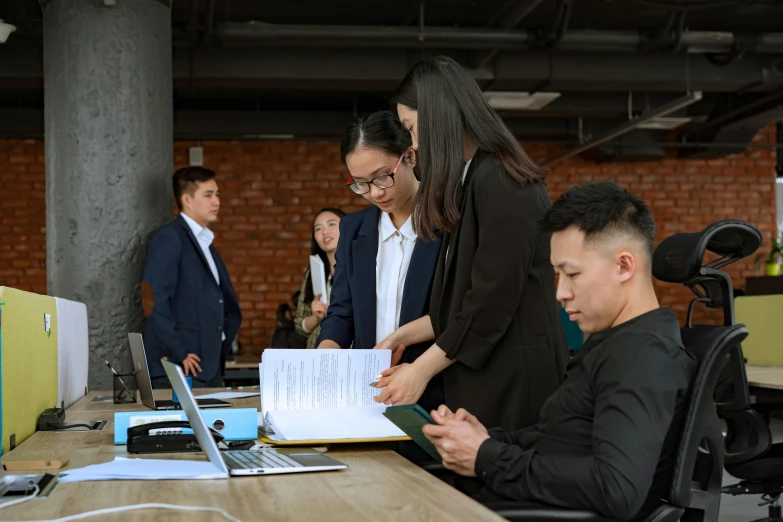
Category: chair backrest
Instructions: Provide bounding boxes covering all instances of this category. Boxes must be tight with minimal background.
[651,220,761,521]
[713,337,773,465]
[666,325,747,522]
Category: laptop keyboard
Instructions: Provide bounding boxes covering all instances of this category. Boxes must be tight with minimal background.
[223,450,304,470]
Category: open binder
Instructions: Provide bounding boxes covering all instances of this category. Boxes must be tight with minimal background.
[257,349,411,444]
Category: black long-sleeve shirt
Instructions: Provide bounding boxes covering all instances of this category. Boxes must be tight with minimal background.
[474,308,697,521]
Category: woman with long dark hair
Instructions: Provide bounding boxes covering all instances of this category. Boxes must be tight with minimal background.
[373,56,568,431]
[293,207,345,348]
[317,111,444,425]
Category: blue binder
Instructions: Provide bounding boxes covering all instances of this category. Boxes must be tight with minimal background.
[114,407,258,444]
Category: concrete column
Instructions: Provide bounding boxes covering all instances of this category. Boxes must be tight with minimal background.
[43,0,173,389]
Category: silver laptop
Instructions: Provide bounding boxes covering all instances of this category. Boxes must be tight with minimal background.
[128,333,231,410]
[162,359,347,476]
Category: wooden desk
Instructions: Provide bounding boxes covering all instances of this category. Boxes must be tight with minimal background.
[1,392,503,521]
[746,365,783,391]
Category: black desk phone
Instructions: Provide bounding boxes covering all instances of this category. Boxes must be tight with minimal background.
[127,420,223,454]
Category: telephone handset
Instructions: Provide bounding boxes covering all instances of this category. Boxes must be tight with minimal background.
[127,420,224,454]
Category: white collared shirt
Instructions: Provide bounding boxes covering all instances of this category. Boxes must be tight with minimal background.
[181,213,220,287]
[181,213,224,341]
[462,159,472,185]
[375,212,417,344]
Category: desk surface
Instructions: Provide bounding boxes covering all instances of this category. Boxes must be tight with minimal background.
[2,392,503,521]
[225,358,261,370]
[745,365,783,391]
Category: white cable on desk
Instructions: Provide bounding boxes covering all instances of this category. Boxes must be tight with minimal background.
[0,490,243,522]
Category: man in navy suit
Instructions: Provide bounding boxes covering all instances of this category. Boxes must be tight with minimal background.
[141,167,242,388]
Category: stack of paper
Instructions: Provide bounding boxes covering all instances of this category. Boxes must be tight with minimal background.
[309,255,328,304]
[59,457,228,482]
[259,349,409,443]
[265,406,405,441]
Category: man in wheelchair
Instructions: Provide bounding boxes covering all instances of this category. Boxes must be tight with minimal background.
[423,182,698,521]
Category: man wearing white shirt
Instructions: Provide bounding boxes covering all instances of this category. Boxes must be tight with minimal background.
[142,167,242,388]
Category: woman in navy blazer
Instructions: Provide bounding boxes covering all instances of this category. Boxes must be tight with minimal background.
[316,111,444,416]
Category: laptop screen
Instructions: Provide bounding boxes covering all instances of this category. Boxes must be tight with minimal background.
[161,360,230,476]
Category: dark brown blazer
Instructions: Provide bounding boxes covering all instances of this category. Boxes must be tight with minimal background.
[430,150,569,431]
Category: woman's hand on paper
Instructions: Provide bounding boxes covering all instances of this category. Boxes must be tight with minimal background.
[374,335,406,366]
[373,363,428,406]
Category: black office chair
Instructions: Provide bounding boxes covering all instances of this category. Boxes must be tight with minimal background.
[718,346,783,522]
[655,220,783,522]
[479,220,759,522]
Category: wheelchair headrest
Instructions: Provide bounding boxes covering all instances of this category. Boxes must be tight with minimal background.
[653,220,762,284]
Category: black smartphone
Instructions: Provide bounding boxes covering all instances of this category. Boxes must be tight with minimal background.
[383,404,442,463]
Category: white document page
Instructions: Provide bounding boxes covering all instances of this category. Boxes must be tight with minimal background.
[265,406,405,441]
[59,457,228,482]
[309,255,329,304]
[261,349,390,419]
[194,391,260,400]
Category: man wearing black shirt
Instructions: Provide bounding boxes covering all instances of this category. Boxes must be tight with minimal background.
[422,183,697,521]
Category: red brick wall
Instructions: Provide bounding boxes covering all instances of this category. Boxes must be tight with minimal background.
[1,129,777,354]
[0,139,47,296]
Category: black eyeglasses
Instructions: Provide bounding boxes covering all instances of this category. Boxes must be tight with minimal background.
[346,153,404,195]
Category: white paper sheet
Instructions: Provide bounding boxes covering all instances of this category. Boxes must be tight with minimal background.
[54,297,89,409]
[309,255,328,304]
[260,349,390,419]
[58,457,228,482]
[194,391,260,400]
[265,406,405,441]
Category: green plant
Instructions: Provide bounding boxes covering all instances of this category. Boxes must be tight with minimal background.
[768,236,783,264]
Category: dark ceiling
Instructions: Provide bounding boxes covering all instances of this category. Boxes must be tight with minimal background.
[1,0,783,161]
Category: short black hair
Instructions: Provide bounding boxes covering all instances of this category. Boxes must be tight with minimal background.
[172,167,216,211]
[540,182,656,256]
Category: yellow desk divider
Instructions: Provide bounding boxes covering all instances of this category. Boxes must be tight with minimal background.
[735,295,783,367]
[0,287,58,455]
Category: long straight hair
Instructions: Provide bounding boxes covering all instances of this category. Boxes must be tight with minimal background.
[304,207,346,303]
[392,55,546,240]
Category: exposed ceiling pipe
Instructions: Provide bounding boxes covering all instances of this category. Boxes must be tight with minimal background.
[685,86,783,137]
[468,0,547,69]
[542,91,703,166]
[215,22,783,54]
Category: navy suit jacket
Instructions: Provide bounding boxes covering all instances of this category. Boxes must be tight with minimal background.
[142,214,242,381]
[316,206,444,411]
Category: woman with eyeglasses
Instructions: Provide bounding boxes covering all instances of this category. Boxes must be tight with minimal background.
[372,55,569,432]
[316,111,444,435]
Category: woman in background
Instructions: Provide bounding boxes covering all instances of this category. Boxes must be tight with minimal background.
[293,207,345,348]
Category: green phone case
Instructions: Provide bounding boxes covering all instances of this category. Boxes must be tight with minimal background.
[383,404,442,463]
